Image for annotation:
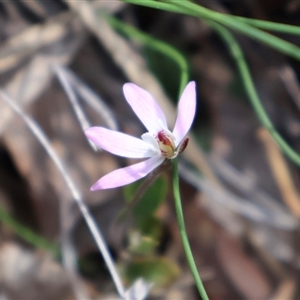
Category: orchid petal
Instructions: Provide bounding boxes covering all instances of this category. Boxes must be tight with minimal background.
[173,81,196,146]
[91,155,164,190]
[123,83,167,132]
[85,127,156,158]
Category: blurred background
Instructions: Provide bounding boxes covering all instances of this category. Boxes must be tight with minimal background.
[0,0,300,299]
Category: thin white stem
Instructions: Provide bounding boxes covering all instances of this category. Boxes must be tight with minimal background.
[54,65,98,151]
[53,65,118,131]
[60,193,88,300]
[0,90,126,299]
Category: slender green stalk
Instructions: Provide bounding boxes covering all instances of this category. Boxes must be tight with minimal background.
[0,204,59,256]
[232,16,300,35]
[172,158,209,300]
[171,0,300,59]
[207,20,300,166]
[124,0,300,61]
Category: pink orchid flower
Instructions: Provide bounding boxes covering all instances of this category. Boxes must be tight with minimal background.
[85,81,196,191]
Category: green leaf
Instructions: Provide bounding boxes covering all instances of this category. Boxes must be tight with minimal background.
[127,216,164,255]
[123,256,180,288]
[128,229,159,255]
[124,176,168,221]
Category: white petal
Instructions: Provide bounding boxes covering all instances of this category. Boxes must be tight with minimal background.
[91,155,165,190]
[123,83,167,132]
[173,82,196,146]
[85,127,156,158]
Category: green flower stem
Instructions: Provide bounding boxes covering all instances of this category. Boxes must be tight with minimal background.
[0,204,59,256]
[172,158,209,300]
